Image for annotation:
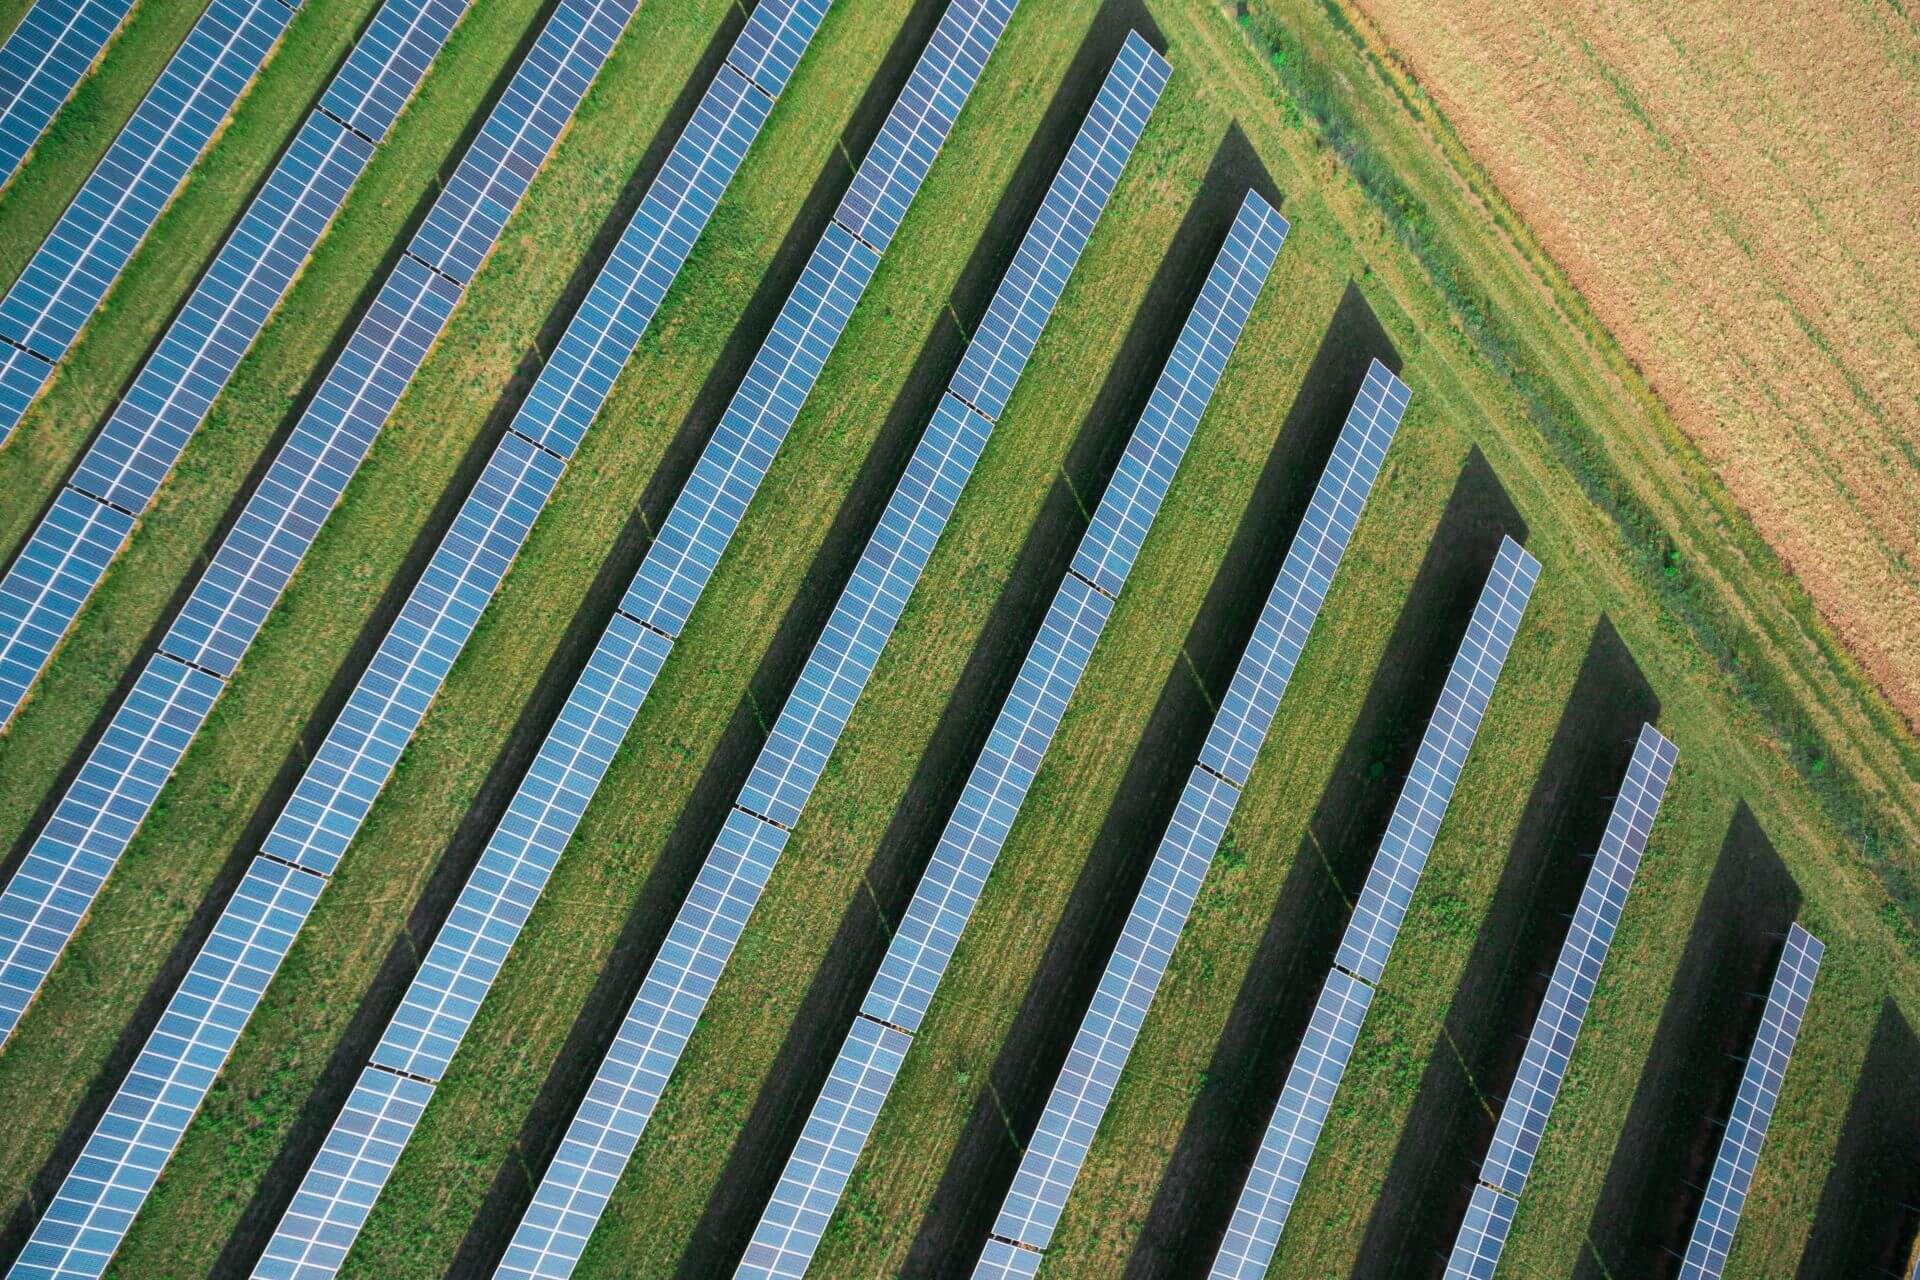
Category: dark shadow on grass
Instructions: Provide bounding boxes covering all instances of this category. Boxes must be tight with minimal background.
[1120,447,1525,1280]
[1348,616,1659,1280]
[1575,804,1801,1280]
[0,1,577,1268]
[1796,998,1920,1280]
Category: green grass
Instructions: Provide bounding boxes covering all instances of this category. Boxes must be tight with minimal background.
[0,0,1911,1276]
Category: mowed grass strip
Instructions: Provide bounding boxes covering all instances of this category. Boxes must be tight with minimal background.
[0,0,382,558]
[95,0,926,1274]
[0,0,554,1241]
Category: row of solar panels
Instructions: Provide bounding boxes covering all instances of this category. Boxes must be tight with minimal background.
[0,0,468,732]
[0,0,135,188]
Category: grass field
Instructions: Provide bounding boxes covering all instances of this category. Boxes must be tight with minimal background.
[0,0,1914,1276]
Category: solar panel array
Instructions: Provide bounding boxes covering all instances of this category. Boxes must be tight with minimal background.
[1207,536,1540,1280]
[1676,921,1824,1280]
[1442,723,1676,1279]
[0,0,135,187]
[2,0,674,1270]
[971,360,1408,1279]
[738,168,1287,1280]
[0,0,298,448]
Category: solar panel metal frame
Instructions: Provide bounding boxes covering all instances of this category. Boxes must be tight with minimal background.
[1676,921,1823,1280]
[0,0,135,188]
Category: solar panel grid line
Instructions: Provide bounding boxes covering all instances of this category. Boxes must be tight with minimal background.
[1676,921,1823,1280]
[7,853,323,1280]
[0,488,134,724]
[0,0,296,370]
[1207,539,1540,1280]
[0,0,135,188]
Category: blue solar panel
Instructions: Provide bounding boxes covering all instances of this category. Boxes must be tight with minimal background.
[1442,1181,1516,1280]
[834,0,1013,254]
[0,330,54,444]
[1207,967,1375,1280]
[0,0,294,369]
[988,767,1237,1257]
[318,0,466,143]
[948,31,1166,421]
[250,1065,436,1280]
[1208,541,1539,1279]
[738,393,992,828]
[621,221,879,636]
[1071,193,1287,597]
[409,0,635,284]
[735,1014,911,1279]
[1677,922,1823,1280]
[1199,360,1408,787]
[972,1238,1044,1280]
[0,488,132,724]
[512,63,773,459]
[73,112,373,513]
[260,429,563,875]
[0,0,133,187]
[0,653,219,1044]
[162,253,461,676]
[8,855,321,1280]
[726,0,829,98]
[497,807,790,1280]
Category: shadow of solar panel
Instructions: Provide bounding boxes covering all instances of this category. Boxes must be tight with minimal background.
[515,63,771,458]
[319,0,466,143]
[71,112,372,512]
[0,0,292,374]
[726,0,830,97]
[0,488,133,722]
[0,337,53,443]
[410,0,635,284]
[1208,968,1375,1280]
[1072,192,1287,598]
[1334,536,1539,987]
[0,0,133,186]
[621,220,879,636]
[1198,359,1407,787]
[1477,724,1675,1200]
[737,392,991,829]
[1677,922,1823,1280]
[259,429,563,875]
[9,854,320,1280]
[250,1065,435,1280]
[1443,1182,1516,1280]
[948,30,1167,422]
[0,652,218,1043]
[162,253,460,676]
[833,0,1014,254]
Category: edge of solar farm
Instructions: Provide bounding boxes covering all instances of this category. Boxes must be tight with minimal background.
[1674,920,1824,1280]
[0,0,471,732]
[0,0,305,449]
[964,360,1413,1280]
[0,0,138,189]
[1442,723,1677,1280]
[0,0,654,1058]
[232,4,834,1275]
[740,175,1295,1280]
[0,3,667,1274]
[1199,536,1539,1280]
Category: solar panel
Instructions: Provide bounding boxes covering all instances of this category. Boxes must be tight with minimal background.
[0,488,133,723]
[972,1238,1044,1280]
[318,0,466,143]
[620,221,880,636]
[0,0,294,376]
[260,429,563,875]
[8,854,321,1280]
[0,653,219,1043]
[0,0,134,188]
[0,333,54,444]
[409,0,635,284]
[1207,540,1540,1280]
[1198,360,1408,787]
[1676,922,1823,1280]
[162,253,462,676]
[834,0,1014,254]
[1334,538,1540,987]
[1442,1181,1516,1280]
[725,0,830,97]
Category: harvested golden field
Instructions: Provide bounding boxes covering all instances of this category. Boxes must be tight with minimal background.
[1347,0,1920,725]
